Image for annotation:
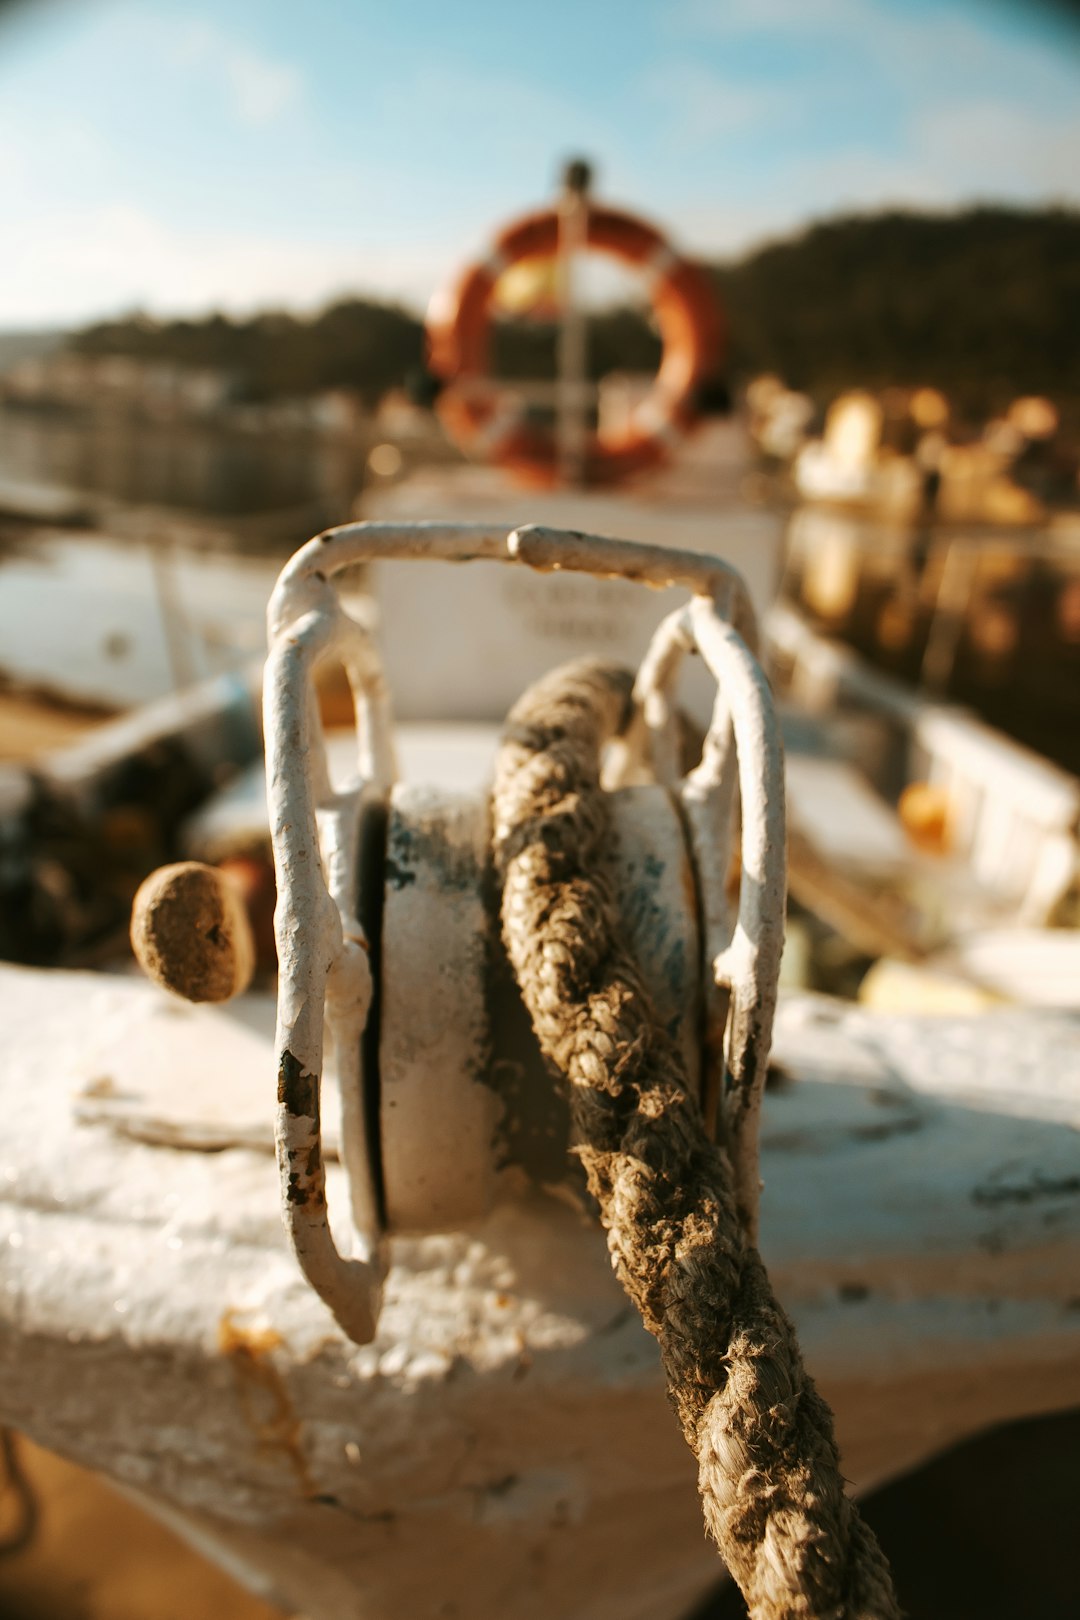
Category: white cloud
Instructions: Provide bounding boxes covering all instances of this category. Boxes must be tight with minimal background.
[644,62,781,146]
[678,0,1078,103]
[167,17,301,126]
[672,162,941,262]
[655,0,1080,257]
[0,201,454,327]
[223,48,300,126]
[670,96,1080,260]
[916,100,1080,198]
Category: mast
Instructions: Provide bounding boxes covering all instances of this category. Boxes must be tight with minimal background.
[556,158,591,488]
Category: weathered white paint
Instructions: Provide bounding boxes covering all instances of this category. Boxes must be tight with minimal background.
[378,784,499,1233]
[622,595,788,1235]
[361,479,782,723]
[264,558,392,1346]
[378,782,704,1234]
[1,967,1078,1620]
[263,521,770,1340]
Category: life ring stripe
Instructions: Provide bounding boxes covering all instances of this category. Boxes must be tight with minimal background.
[482,246,511,281]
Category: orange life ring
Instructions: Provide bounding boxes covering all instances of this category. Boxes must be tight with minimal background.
[426,204,725,487]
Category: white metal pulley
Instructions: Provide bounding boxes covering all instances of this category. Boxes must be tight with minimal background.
[261,521,786,1346]
[130,523,786,1345]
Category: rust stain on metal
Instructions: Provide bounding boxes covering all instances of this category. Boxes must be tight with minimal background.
[278,1050,318,1118]
[286,1170,326,1211]
[218,1311,316,1497]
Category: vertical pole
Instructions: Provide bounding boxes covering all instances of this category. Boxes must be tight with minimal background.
[556,159,592,489]
[149,537,198,691]
[921,536,978,697]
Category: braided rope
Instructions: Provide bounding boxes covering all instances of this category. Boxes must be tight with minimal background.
[493,658,901,1620]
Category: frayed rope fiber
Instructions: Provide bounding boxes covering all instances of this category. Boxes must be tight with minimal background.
[493,658,901,1620]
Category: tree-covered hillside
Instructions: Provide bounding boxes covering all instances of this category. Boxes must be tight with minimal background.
[714,206,1080,414]
[65,206,1080,416]
[71,301,424,406]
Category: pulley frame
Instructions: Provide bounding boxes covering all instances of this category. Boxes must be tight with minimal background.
[264,520,785,1345]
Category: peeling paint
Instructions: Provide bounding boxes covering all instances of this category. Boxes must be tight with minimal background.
[277,1051,318,1120]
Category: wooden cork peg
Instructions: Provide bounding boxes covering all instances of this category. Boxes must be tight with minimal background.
[130,861,256,1003]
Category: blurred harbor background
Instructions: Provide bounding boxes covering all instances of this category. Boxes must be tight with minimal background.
[2,248,1078,752]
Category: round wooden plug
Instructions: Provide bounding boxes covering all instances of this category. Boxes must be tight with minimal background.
[131,861,256,1003]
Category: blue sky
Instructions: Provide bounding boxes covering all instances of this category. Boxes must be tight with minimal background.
[1,0,1077,325]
